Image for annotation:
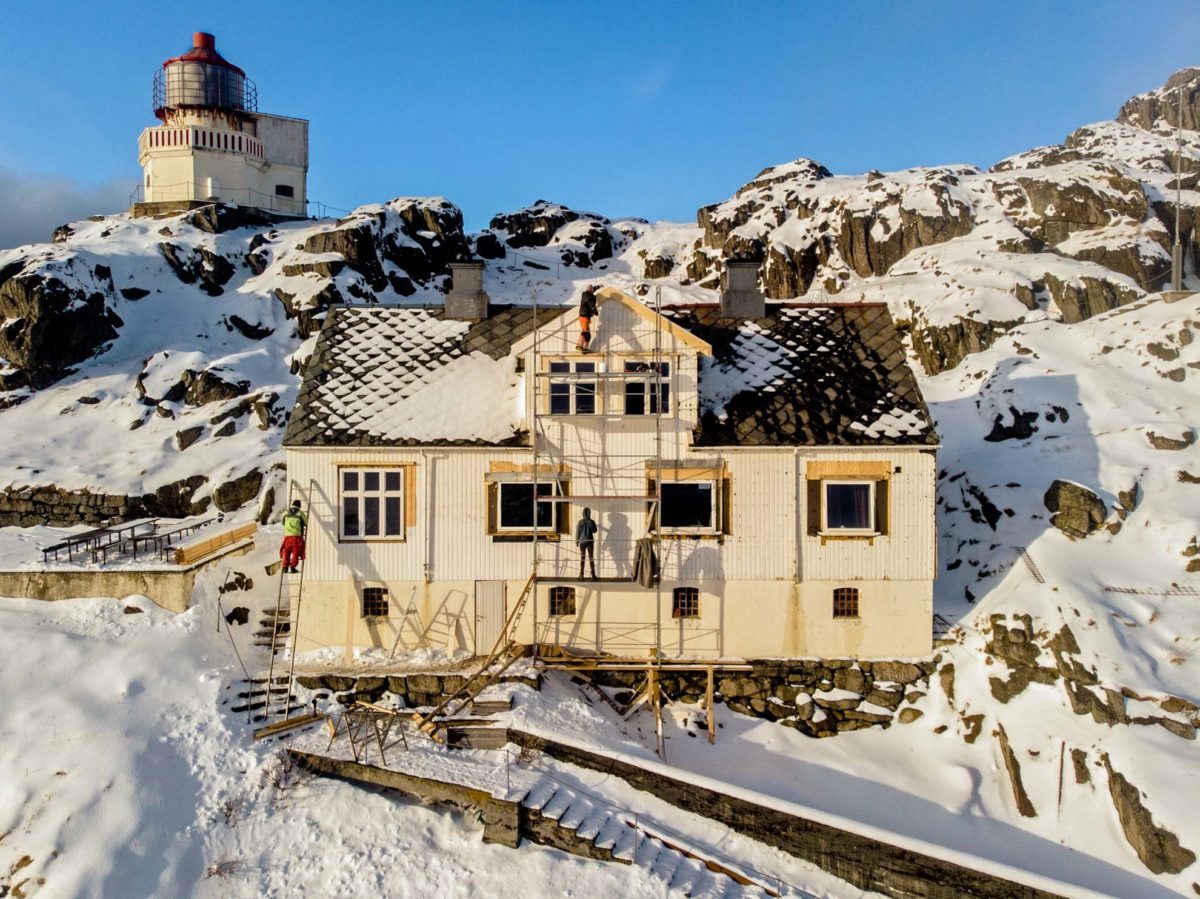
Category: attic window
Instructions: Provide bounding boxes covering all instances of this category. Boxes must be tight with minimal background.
[624,361,670,415]
[547,360,597,415]
[275,184,295,198]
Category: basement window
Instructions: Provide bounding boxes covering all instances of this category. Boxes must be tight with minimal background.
[549,586,576,617]
[275,184,295,198]
[341,468,405,540]
[672,587,700,619]
[833,587,860,619]
[362,586,390,618]
[658,480,717,534]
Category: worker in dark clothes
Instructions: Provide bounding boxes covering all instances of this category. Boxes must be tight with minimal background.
[280,500,307,574]
[576,285,599,352]
[575,507,598,580]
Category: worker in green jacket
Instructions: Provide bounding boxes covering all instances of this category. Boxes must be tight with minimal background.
[280,500,307,573]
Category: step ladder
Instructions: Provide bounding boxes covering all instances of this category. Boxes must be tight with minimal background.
[412,570,537,741]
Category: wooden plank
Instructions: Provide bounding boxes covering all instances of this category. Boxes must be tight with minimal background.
[805,460,891,480]
[252,712,325,741]
[488,461,572,475]
[404,463,417,527]
[173,521,256,565]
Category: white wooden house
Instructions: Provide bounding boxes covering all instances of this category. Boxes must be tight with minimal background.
[282,274,938,661]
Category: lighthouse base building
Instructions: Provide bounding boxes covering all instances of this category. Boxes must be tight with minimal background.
[134,33,308,219]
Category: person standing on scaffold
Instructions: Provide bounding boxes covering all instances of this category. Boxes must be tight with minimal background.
[576,284,599,352]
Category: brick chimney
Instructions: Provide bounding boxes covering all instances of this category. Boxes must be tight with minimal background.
[445,261,490,321]
[720,260,765,318]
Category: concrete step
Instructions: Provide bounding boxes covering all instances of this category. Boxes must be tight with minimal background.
[575,807,610,842]
[611,828,638,862]
[670,856,707,895]
[593,815,625,851]
[557,794,592,830]
[541,788,574,821]
[651,839,683,883]
[523,780,558,811]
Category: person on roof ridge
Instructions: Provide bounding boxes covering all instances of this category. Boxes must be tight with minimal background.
[576,284,599,353]
[280,500,307,574]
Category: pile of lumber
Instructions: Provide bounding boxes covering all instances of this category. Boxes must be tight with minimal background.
[172,521,257,565]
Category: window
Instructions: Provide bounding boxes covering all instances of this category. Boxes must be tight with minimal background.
[672,587,700,619]
[548,361,597,415]
[275,184,295,198]
[659,481,717,533]
[496,480,560,532]
[624,361,670,415]
[341,468,405,540]
[833,587,860,619]
[549,586,576,617]
[362,586,390,618]
[823,481,875,532]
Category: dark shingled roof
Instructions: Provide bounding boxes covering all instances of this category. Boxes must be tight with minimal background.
[283,305,566,447]
[284,300,935,449]
[665,303,937,447]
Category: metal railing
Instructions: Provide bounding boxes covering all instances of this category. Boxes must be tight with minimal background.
[153,67,257,115]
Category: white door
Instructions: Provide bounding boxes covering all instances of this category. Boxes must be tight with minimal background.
[474,581,506,655]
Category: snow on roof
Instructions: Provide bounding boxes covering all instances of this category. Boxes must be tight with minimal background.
[283,305,565,447]
[668,303,937,447]
[286,299,934,449]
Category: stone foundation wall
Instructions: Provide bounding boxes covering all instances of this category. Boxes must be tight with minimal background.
[294,670,541,709]
[588,658,935,737]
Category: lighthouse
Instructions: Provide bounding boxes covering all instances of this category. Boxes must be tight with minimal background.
[136,32,308,217]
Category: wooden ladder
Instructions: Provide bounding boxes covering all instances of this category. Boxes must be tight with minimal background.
[254,481,315,738]
[411,569,537,741]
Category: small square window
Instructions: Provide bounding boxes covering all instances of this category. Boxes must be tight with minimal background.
[672,587,700,619]
[549,586,576,617]
[275,184,295,198]
[833,587,860,619]
[363,586,390,618]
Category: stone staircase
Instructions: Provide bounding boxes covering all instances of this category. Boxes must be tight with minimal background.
[521,778,789,898]
[253,606,289,653]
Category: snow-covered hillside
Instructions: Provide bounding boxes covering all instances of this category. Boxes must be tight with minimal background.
[1,67,1199,897]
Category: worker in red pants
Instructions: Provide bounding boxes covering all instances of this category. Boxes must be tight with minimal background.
[280,500,307,573]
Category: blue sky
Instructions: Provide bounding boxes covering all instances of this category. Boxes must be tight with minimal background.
[0,1,1197,242]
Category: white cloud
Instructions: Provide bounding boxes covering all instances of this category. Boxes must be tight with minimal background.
[0,168,132,250]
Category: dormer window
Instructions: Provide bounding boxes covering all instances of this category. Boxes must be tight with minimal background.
[624,361,669,415]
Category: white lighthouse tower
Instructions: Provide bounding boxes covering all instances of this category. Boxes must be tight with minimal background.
[136,32,308,217]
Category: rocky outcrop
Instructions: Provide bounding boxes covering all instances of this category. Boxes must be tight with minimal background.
[1042,272,1142,324]
[1043,479,1106,538]
[991,162,1147,246]
[909,315,1024,376]
[1103,755,1196,875]
[182,369,250,406]
[0,262,123,389]
[489,200,598,249]
[1117,67,1200,132]
[157,242,236,295]
[212,468,263,512]
[996,724,1037,818]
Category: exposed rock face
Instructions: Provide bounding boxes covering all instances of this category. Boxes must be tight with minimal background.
[1118,67,1200,132]
[181,369,250,407]
[158,242,236,295]
[489,200,594,249]
[996,724,1037,818]
[0,260,123,388]
[486,201,625,267]
[212,468,263,512]
[1103,755,1196,875]
[1043,479,1106,538]
[1042,271,1143,323]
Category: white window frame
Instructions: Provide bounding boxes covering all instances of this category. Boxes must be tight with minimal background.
[657,478,719,535]
[340,467,406,541]
[545,359,602,416]
[622,358,671,416]
[496,479,562,533]
[821,479,876,535]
